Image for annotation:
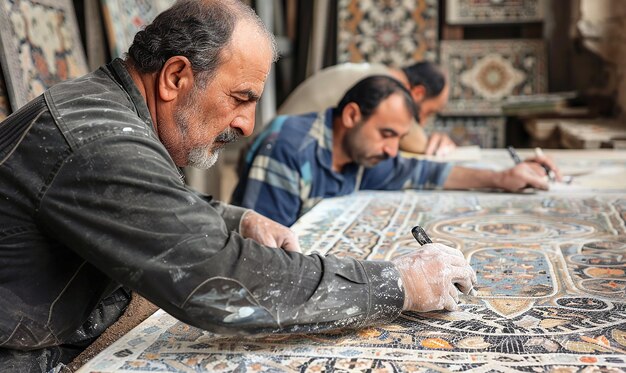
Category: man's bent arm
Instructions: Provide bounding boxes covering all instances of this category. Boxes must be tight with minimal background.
[37,137,404,335]
[443,166,499,190]
[189,188,248,233]
[443,164,549,191]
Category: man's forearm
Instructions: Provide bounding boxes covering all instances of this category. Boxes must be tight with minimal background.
[443,166,499,190]
[175,242,405,335]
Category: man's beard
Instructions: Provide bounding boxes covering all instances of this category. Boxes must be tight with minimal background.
[343,125,388,168]
[187,128,240,169]
[187,145,220,169]
[174,94,240,169]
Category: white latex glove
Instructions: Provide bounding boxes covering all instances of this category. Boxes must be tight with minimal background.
[239,210,301,253]
[495,162,550,191]
[425,132,456,156]
[392,243,476,312]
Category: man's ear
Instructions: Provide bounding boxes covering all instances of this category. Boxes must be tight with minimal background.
[410,85,426,103]
[158,56,194,102]
[342,102,362,129]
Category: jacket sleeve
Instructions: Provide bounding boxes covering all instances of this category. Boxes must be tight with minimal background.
[36,135,404,335]
[188,188,248,233]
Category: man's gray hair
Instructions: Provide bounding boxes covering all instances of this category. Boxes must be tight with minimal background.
[127,0,277,87]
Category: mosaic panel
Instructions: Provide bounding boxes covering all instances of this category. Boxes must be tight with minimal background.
[446,0,545,24]
[337,0,438,66]
[100,0,175,58]
[79,191,626,372]
[0,0,88,110]
[441,40,547,115]
[432,116,505,148]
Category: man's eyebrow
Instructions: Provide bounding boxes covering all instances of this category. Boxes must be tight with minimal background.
[381,127,401,137]
[234,89,261,102]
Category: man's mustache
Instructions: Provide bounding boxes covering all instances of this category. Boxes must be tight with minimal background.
[215,128,241,143]
[371,153,389,162]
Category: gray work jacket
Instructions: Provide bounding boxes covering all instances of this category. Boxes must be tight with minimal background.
[0,59,404,352]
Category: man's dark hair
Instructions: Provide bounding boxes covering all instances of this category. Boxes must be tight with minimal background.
[335,75,419,123]
[401,61,446,99]
[127,0,277,88]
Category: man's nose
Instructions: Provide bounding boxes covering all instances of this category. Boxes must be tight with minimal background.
[231,106,256,137]
[383,139,400,158]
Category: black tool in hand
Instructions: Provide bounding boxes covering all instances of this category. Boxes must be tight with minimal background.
[411,225,432,246]
[507,146,538,192]
[507,146,522,165]
[534,147,555,182]
[411,225,475,296]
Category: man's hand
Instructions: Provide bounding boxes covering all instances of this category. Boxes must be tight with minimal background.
[524,154,563,182]
[425,132,456,156]
[392,243,476,312]
[495,162,550,191]
[239,210,301,253]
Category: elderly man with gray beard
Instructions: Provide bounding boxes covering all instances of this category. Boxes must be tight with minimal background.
[0,1,476,371]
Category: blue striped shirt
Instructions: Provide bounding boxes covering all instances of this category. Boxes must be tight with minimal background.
[232,109,452,226]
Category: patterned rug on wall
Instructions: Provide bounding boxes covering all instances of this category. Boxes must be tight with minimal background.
[446,0,545,24]
[337,0,438,66]
[0,0,88,110]
[432,116,505,148]
[79,189,626,372]
[440,40,547,116]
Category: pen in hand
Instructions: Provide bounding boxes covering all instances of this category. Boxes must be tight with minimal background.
[411,225,475,296]
[508,146,554,184]
[534,147,555,182]
[507,146,533,190]
[411,225,432,245]
[507,146,522,165]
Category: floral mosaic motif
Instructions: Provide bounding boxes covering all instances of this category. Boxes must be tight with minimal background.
[562,240,626,299]
[440,40,547,115]
[434,214,598,242]
[0,0,88,110]
[100,0,175,58]
[432,116,505,148]
[460,54,525,100]
[80,191,626,372]
[447,0,545,24]
[471,248,555,298]
[337,0,438,66]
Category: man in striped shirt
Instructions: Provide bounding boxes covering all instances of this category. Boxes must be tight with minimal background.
[233,76,560,226]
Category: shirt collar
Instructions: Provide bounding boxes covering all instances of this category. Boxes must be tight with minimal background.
[313,108,359,178]
[107,58,154,130]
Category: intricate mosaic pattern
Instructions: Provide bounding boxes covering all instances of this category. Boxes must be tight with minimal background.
[432,116,505,148]
[337,0,438,66]
[0,0,88,110]
[0,71,10,120]
[441,40,547,115]
[446,0,545,24]
[79,191,626,372]
[100,0,175,58]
